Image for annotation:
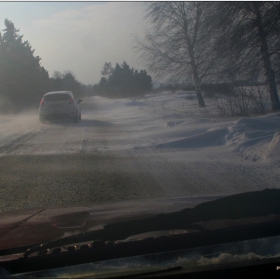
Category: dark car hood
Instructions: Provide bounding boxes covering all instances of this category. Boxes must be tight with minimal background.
[1,189,280,252]
[1,190,280,279]
[0,195,220,251]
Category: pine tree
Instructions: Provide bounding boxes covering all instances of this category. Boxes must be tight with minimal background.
[96,61,152,98]
[0,19,49,111]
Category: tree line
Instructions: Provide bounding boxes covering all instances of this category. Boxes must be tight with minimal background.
[0,20,92,112]
[135,2,280,110]
[0,19,153,112]
[93,61,152,98]
[2,2,280,112]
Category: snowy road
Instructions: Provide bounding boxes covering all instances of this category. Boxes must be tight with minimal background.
[0,93,279,211]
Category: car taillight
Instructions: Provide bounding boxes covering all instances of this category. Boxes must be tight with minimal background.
[69,98,74,104]
[40,99,44,106]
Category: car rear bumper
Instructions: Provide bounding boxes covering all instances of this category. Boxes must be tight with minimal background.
[39,111,76,120]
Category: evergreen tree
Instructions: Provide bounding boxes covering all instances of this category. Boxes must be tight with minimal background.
[96,61,152,98]
[0,19,49,111]
[50,71,83,98]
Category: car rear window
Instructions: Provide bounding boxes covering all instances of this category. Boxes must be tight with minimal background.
[44,94,70,102]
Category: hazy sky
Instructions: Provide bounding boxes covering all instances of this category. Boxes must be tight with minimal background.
[0,2,149,85]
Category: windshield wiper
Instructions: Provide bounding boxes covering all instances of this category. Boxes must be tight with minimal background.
[7,235,280,278]
[2,189,280,275]
[0,189,274,259]
[112,265,182,279]
[1,218,275,275]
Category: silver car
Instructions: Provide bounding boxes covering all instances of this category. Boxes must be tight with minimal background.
[39,91,82,123]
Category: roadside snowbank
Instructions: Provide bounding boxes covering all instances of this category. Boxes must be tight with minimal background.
[109,92,280,163]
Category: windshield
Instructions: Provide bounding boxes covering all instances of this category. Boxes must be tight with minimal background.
[44,93,70,102]
[0,1,280,277]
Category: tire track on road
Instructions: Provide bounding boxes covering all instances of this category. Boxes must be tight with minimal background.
[0,131,40,156]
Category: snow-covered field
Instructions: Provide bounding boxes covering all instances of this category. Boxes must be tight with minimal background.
[94,91,280,164]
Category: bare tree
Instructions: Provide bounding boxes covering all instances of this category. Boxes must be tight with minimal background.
[207,2,280,110]
[134,2,219,107]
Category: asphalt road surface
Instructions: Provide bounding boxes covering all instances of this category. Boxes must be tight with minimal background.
[0,97,278,212]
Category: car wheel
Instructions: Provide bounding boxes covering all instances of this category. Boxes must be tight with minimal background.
[39,116,45,123]
[73,114,78,123]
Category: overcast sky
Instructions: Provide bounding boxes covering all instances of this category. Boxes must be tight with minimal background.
[0,2,149,85]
